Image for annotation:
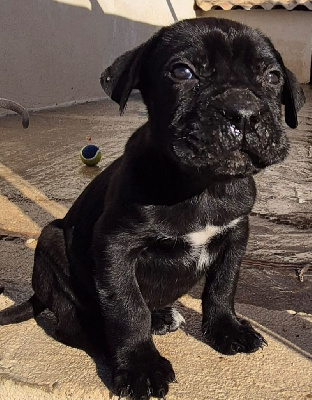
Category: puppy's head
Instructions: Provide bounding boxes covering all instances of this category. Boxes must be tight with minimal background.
[101,18,305,177]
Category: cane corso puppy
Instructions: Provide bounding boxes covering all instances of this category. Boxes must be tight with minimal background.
[0,18,305,399]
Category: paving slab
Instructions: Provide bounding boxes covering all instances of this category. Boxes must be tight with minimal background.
[0,88,311,400]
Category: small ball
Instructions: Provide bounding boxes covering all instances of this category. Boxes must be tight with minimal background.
[80,144,102,166]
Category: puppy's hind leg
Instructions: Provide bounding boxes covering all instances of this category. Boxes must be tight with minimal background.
[33,220,89,348]
[52,297,87,348]
[0,219,69,327]
[31,219,71,314]
[151,307,185,335]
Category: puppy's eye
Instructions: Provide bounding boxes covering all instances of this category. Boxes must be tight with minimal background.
[267,71,281,85]
[171,64,194,81]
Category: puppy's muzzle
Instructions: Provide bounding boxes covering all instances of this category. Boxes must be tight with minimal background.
[213,89,262,132]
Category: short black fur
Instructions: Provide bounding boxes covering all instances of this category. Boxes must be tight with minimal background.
[0,18,305,399]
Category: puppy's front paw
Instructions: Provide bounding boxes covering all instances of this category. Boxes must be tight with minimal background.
[151,307,185,335]
[202,315,267,355]
[113,353,175,399]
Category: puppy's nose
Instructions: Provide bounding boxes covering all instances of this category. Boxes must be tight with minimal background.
[223,103,260,130]
[216,89,261,131]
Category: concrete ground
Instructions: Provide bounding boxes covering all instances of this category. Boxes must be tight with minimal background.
[0,88,311,400]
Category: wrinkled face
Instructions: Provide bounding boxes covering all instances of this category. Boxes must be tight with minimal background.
[141,20,289,176]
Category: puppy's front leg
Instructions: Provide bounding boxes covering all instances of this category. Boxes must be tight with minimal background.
[202,217,266,355]
[93,235,175,399]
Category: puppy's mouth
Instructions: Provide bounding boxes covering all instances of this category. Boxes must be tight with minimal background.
[240,148,266,169]
[171,122,288,176]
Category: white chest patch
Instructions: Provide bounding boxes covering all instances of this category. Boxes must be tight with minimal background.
[185,217,242,247]
[185,217,242,271]
[186,225,222,246]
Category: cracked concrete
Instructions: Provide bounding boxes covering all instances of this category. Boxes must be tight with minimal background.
[0,87,311,399]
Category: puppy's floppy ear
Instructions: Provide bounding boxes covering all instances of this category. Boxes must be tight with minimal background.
[100,41,149,114]
[281,66,305,129]
[282,67,305,127]
[272,46,305,128]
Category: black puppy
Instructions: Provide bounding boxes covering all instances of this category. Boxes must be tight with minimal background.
[0,18,305,399]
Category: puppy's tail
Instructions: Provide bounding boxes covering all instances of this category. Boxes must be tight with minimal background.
[0,289,46,325]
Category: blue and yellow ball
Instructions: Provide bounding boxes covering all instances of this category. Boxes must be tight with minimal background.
[80,144,102,166]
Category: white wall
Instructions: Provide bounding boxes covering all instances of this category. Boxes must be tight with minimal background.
[0,0,196,109]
